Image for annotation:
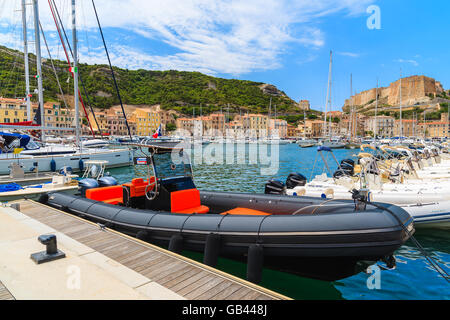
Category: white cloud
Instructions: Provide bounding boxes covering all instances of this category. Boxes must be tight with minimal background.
[336,51,360,58]
[396,58,419,67]
[0,0,375,75]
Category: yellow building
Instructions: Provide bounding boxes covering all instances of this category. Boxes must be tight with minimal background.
[0,97,31,123]
[131,107,162,136]
[242,114,268,137]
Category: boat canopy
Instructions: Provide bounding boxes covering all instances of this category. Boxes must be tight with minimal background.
[0,132,31,150]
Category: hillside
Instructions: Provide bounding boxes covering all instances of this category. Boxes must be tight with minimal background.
[0,45,300,116]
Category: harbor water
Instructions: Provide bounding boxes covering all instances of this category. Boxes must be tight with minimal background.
[108,143,450,300]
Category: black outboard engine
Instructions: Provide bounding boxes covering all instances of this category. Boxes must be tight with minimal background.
[264,179,286,195]
[98,176,118,187]
[285,173,307,189]
[79,178,99,197]
[340,158,355,167]
[333,162,354,178]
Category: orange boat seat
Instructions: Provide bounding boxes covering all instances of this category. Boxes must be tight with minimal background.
[86,185,123,205]
[220,207,271,216]
[127,177,155,197]
[170,188,209,214]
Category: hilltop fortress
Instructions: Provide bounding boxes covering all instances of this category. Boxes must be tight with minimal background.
[344,75,445,109]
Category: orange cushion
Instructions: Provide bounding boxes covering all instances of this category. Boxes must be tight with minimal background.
[104,198,123,205]
[221,207,271,216]
[171,189,209,214]
[86,185,123,204]
[125,178,156,197]
[176,205,210,214]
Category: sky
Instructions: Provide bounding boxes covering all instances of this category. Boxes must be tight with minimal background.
[0,0,449,112]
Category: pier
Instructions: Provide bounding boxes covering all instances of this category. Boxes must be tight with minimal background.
[0,200,290,300]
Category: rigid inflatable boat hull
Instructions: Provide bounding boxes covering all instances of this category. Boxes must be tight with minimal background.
[44,192,413,280]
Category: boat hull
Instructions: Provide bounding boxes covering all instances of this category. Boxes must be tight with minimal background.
[43,191,413,279]
[0,149,132,175]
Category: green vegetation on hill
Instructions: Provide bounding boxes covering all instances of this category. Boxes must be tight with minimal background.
[0,45,299,115]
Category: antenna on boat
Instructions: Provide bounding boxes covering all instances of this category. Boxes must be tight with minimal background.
[32,0,45,142]
[21,0,31,122]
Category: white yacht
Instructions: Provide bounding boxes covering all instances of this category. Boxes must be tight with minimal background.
[0,132,132,175]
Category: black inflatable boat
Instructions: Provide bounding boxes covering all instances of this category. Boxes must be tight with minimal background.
[42,144,414,280]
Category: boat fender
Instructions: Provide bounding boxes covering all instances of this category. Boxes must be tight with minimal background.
[38,193,49,204]
[136,230,150,241]
[203,233,221,267]
[79,159,84,171]
[246,244,264,284]
[50,159,56,172]
[168,234,183,254]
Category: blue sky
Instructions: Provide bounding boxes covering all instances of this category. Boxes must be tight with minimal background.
[0,0,449,112]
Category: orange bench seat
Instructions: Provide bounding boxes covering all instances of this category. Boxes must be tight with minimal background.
[85,185,123,205]
[170,188,209,214]
[220,207,271,216]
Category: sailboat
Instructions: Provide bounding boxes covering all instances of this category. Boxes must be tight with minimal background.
[0,0,132,175]
[321,51,345,149]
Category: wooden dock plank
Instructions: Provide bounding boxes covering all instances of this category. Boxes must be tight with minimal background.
[12,200,287,300]
[209,283,244,300]
[0,281,14,300]
[184,277,228,300]
[194,280,235,300]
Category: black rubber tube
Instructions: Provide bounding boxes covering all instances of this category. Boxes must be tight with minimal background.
[203,233,221,267]
[168,234,183,254]
[246,244,264,284]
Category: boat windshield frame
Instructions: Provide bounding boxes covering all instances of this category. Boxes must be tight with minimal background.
[130,143,193,180]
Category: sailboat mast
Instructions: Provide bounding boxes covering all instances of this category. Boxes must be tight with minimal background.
[32,0,45,141]
[348,74,352,139]
[324,50,332,139]
[399,69,403,140]
[375,78,378,141]
[21,0,31,121]
[72,0,80,146]
[303,109,306,140]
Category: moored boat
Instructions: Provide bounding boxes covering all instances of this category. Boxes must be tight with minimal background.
[42,143,414,280]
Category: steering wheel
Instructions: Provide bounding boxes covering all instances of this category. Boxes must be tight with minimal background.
[145,179,158,201]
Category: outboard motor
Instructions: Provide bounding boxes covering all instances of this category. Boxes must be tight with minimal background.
[285,173,307,189]
[98,176,118,187]
[340,158,355,167]
[59,166,73,176]
[78,178,99,197]
[264,179,286,195]
[333,162,354,178]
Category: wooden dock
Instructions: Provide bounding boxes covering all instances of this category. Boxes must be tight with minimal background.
[0,200,290,300]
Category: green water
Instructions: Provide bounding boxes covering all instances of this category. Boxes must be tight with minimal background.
[108,143,450,300]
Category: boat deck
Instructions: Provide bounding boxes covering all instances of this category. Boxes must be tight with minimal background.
[0,200,289,300]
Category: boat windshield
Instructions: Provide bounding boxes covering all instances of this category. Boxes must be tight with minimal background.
[152,150,193,179]
[25,140,40,150]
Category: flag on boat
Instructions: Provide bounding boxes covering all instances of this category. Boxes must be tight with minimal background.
[152,124,162,138]
[136,158,148,165]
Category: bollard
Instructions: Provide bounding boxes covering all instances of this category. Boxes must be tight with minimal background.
[30,234,66,264]
[246,244,264,284]
[168,234,183,254]
[203,233,221,267]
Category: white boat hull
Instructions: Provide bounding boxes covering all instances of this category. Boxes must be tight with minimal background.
[0,149,132,175]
